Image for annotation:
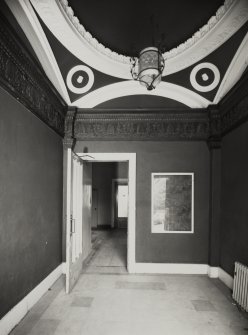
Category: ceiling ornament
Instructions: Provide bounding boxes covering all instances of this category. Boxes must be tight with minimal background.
[59,0,130,64]
[130,47,165,90]
[59,0,235,64]
[66,65,94,94]
[29,0,248,78]
[70,81,211,108]
[190,63,220,93]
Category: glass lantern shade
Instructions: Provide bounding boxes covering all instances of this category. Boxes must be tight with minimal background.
[134,47,165,90]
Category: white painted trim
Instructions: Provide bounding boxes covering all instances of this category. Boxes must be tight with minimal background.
[30,0,248,77]
[30,0,129,79]
[219,267,234,289]
[151,173,194,234]
[6,0,70,104]
[58,0,235,68]
[0,264,62,335]
[214,32,248,103]
[74,81,211,108]
[65,148,72,294]
[111,178,128,228]
[133,263,209,275]
[62,262,66,274]
[207,266,219,278]
[77,153,136,273]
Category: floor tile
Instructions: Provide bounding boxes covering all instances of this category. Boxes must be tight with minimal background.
[10,228,248,335]
[71,296,94,307]
[27,319,60,335]
[115,280,166,290]
[191,299,216,312]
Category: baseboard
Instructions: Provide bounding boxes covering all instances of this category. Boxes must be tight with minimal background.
[0,264,63,335]
[218,267,234,289]
[62,262,66,274]
[132,263,233,288]
[133,263,209,275]
[207,266,219,278]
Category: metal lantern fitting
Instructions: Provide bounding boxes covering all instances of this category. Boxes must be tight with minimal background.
[131,47,165,90]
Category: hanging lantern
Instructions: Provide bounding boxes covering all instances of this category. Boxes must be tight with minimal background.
[131,47,165,90]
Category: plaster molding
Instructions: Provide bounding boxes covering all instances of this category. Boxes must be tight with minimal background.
[208,106,222,149]
[221,92,248,135]
[214,32,248,103]
[59,0,234,65]
[73,81,211,109]
[219,267,234,289]
[0,16,66,136]
[29,0,248,78]
[72,110,209,141]
[30,0,129,79]
[6,0,71,104]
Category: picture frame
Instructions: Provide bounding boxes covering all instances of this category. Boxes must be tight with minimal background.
[151,173,194,233]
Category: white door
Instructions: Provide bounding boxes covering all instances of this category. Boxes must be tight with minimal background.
[65,149,84,293]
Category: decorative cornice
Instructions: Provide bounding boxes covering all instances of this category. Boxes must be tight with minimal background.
[207,106,222,149]
[58,0,130,65]
[63,106,76,148]
[72,109,209,141]
[164,0,235,60]
[30,0,248,79]
[219,66,248,135]
[59,0,234,64]
[221,93,248,135]
[0,13,66,136]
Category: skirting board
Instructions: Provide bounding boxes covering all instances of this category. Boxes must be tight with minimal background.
[0,264,63,335]
[133,263,218,276]
[132,263,233,287]
[218,267,234,289]
[62,262,66,274]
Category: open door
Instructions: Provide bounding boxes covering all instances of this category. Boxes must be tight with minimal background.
[65,149,84,293]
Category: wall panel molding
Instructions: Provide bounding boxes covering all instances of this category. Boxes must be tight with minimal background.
[0,14,66,136]
[72,109,209,141]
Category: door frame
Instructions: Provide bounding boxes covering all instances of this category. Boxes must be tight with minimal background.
[77,153,136,273]
[111,178,128,228]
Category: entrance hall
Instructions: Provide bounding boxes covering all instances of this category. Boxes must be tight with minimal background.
[10,272,248,335]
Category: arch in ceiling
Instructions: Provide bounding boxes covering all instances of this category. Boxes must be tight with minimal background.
[73,81,211,108]
[29,0,248,78]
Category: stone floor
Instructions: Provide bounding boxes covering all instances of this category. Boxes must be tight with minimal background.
[10,229,248,335]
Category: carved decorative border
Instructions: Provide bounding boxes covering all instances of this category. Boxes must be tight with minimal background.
[219,68,248,135]
[221,93,248,135]
[0,15,66,136]
[59,0,234,64]
[72,110,209,141]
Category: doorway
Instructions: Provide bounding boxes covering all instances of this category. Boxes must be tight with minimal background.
[77,153,136,273]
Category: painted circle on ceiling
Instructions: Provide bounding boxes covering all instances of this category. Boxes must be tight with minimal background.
[190,63,220,92]
[66,65,94,94]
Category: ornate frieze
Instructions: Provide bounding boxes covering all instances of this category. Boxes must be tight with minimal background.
[221,92,248,135]
[72,110,209,141]
[0,16,66,136]
[208,106,221,149]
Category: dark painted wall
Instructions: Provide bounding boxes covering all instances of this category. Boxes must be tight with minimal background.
[0,88,63,319]
[92,162,128,227]
[220,121,248,276]
[75,141,210,264]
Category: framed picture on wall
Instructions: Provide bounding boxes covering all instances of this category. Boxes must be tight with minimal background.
[151,173,194,233]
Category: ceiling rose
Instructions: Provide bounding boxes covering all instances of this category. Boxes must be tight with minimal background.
[59,0,235,64]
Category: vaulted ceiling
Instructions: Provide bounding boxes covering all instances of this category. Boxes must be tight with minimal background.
[5,0,248,109]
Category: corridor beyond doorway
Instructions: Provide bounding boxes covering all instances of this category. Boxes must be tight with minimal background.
[84,228,128,274]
